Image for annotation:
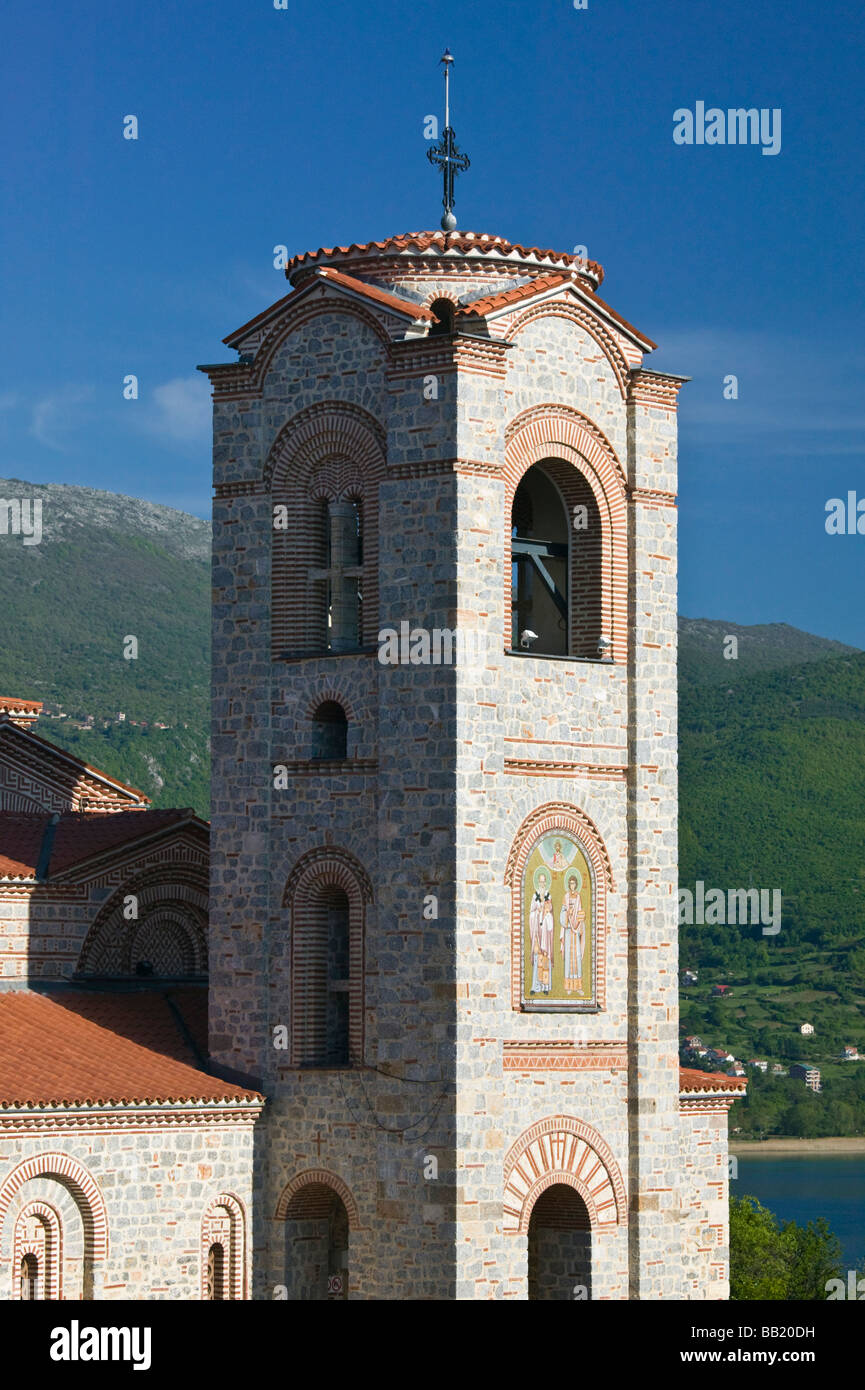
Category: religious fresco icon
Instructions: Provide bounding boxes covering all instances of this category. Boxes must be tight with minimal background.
[522,832,595,1010]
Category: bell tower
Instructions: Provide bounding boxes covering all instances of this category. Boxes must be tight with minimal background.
[200,63,744,1299]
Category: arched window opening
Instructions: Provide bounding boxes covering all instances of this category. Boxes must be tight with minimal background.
[429,297,456,336]
[310,500,363,652]
[298,887,351,1068]
[20,1253,39,1301]
[311,701,348,760]
[201,1195,245,1301]
[527,1183,592,1301]
[287,848,369,1069]
[511,466,569,656]
[206,1242,226,1300]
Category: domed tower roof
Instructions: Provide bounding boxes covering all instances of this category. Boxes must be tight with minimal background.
[285,230,604,294]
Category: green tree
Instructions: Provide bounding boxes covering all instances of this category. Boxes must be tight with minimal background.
[730,1195,792,1299]
[730,1195,845,1300]
[786,1218,844,1301]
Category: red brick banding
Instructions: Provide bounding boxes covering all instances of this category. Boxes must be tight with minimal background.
[201,1192,246,1301]
[0,1152,109,1276]
[267,401,386,657]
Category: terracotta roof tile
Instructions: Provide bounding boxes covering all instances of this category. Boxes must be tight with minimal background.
[456,271,657,350]
[0,815,45,877]
[0,810,202,879]
[0,989,262,1107]
[679,1066,747,1094]
[285,231,605,286]
[222,266,433,351]
[457,272,573,319]
[314,267,434,321]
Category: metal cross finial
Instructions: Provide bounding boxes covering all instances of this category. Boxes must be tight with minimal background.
[427,49,470,232]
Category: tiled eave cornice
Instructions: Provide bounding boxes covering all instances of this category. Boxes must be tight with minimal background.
[284,231,606,288]
[0,1097,264,1118]
[629,367,691,407]
[0,1100,265,1131]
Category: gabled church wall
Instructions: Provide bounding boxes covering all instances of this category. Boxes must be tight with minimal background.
[0,1115,256,1300]
[506,315,628,461]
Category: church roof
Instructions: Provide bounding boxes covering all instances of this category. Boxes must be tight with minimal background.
[0,809,204,881]
[222,265,435,348]
[679,1067,747,1095]
[0,989,262,1108]
[0,714,150,810]
[218,233,658,359]
[458,273,659,350]
[0,696,43,727]
[284,230,605,288]
[458,271,573,317]
[313,267,435,320]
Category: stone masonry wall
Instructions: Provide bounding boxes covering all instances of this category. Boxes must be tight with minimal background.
[0,1113,257,1300]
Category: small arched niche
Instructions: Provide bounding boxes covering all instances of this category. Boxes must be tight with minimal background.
[428,297,456,336]
[311,700,348,760]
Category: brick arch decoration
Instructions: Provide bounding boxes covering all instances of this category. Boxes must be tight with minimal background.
[282,846,373,1067]
[76,873,208,978]
[0,1154,108,1287]
[275,1169,361,1230]
[504,404,628,664]
[503,1116,627,1233]
[12,1200,63,1300]
[200,1192,246,1301]
[419,287,460,310]
[302,684,359,725]
[267,401,387,656]
[504,801,614,1012]
[252,298,393,389]
[505,300,633,399]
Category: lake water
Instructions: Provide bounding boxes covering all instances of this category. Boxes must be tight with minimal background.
[732,1153,865,1270]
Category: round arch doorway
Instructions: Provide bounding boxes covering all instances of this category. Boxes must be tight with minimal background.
[527,1183,592,1301]
[280,1179,351,1300]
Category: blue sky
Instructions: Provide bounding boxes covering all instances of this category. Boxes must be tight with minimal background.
[2,0,863,643]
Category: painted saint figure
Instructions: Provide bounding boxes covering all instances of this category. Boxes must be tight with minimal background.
[530,871,554,994]
[550,840,567,872]
[559,874,585,994]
